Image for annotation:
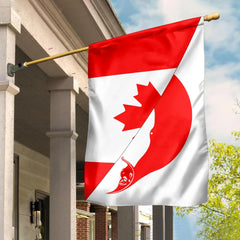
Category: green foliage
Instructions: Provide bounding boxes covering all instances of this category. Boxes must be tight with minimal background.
[232,130,240,140]
[176,132,240,240]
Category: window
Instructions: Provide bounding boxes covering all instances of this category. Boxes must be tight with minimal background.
[35,190,50,240]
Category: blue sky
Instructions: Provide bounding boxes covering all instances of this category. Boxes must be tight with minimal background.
[110,0,240,145]
[109,0,240,239]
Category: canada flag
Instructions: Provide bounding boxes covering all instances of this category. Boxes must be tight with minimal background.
[85,17,209,206]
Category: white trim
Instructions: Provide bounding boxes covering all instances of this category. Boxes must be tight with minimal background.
[76,209,95,218]
[0,81,20,95]
[88,0,126,38]
[0,7,21,33]
[29,0,88,73]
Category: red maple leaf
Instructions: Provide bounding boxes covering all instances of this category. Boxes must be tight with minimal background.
[114,82,161,131]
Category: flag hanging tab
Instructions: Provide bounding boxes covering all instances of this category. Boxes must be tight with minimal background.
[85,16,209,206]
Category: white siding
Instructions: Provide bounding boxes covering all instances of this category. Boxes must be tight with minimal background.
[14,141,49,240]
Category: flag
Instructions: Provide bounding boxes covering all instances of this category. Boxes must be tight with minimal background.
[85,17,209,206]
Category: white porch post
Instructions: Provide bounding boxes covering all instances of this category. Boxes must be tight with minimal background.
[118,206,139,240]
[152,206,164,240]
[165,206,173,240]
[0,3,20,240]
[153,205,173,240]
[47,77,79,240]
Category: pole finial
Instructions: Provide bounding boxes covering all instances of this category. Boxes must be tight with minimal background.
[204,12,220,21]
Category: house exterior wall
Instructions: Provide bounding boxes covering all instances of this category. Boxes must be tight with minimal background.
[0,0,139,239]
[0,2,20,239]
[14,141,49,240]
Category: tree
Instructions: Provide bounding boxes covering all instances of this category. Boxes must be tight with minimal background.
[176,131,240,240]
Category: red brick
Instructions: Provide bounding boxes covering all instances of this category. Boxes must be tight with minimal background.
[76,201,91,240]
[95,206,108,240]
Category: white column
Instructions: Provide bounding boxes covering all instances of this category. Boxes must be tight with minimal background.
[153,206,173,240]
[153,205,164,240]
[0,3,20,240]
[47,77,79,240]
[118,206,139,240]
[165,206,173,240]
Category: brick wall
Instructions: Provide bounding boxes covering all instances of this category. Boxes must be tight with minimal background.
[76,201,91,240]
[95,206,108,240]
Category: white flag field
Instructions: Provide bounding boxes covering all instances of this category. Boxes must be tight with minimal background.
[84,17,209,206]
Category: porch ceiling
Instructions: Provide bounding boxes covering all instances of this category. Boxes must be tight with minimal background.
[53,0,105,45]
[13,0,125,164]
[15,47,88,162]
[53,0,125,44]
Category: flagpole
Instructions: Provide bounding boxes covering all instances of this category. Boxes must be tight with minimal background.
[7,46,89,77]
[7,12,219,77]
[204,12,220,21]
[25,46,89,67]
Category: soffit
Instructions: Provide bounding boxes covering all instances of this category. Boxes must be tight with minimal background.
[14,0,125,113]
[53,0,125,45]
[13,0,124,160]
[15,47,88,162]
[53,0,105,45]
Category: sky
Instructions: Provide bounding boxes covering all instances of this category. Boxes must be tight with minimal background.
[110,0,240,146]
[109,0,240,239]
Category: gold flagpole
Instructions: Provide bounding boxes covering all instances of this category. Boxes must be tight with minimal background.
[24,13,220,67]
[25,46,89,67]
[7,12,219,77]
[7,46,89,77]
[204,12,220,21]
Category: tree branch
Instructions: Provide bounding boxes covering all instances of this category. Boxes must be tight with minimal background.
[200,204,227,216]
